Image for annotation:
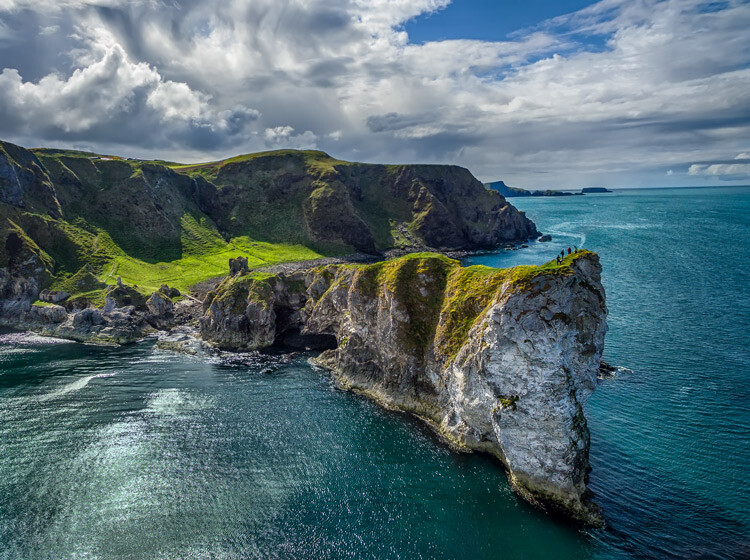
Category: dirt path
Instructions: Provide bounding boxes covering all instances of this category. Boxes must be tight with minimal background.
[105,263,117,281]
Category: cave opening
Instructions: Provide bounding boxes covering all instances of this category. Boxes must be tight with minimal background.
[4,233,23,267]
[273,305,337,350]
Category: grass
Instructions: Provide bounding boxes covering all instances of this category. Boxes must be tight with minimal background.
[167,149,348,178]
[4,206,324,305]
[100,236,320,296]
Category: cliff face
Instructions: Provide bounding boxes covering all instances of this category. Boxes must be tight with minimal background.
[187,152,538,252]
[200,251,607,524]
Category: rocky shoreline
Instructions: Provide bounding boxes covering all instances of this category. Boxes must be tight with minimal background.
[0,249,607,526]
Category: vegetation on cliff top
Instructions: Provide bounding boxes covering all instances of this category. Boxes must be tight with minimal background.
[2,140,537,308]
[209,250,592,360]
[348,250,588,358]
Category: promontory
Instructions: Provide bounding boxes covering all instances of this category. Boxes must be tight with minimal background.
[0,139,606,525]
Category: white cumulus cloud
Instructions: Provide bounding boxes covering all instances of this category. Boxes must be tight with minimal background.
[0,0,747,186]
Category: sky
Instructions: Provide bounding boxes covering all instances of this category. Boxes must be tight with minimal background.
[0,0,748,188]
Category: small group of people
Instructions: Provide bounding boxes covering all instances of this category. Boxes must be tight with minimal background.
[555,246,578,264]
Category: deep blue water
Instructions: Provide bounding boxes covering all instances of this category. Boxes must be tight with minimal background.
[1,186,748,559]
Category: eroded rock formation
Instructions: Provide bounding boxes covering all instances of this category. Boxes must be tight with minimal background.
[200,251,608,524]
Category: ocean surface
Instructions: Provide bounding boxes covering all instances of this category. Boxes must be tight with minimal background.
[1,186,748,559]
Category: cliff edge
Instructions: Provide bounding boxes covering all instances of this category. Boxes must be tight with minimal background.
[200,250,608,524]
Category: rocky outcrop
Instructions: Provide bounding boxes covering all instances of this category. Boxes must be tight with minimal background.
[146,290,174,316]
[38,289,70,303]
[199,250,607,524]
[1,302,152,344]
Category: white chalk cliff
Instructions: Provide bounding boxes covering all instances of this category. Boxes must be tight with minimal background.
[201,250,608,524]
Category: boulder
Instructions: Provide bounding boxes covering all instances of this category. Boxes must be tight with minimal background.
[538,234,552,242]
[28,304,67,324]
[159,284,181,299]
[147,290,174,317]
[72,307,105,328]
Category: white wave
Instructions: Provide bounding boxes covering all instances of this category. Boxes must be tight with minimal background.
[146,388,214,417]
[545,228,587,247]
[588,223,653,230]
[36,372,117,402]
[0,331,69,346]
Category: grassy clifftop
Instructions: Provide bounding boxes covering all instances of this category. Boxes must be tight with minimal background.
[206,250,595,359]
[1,140,537,306]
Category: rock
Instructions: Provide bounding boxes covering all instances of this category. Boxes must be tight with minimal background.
[72,307,106,328]
[38,289,70,303]
[147,290,174,317]
[200,274,277,350]
[229,257,249,276]
[581,187,612,194]
[198,251,607,524]
[28,304,67,324]
[159,284,181,298]
[106,284,147,309]
[538,234,552,242]
[117,276,123,287]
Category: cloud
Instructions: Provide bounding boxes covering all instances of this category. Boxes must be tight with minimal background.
[0,0,747,186]
[0,23,260,150]
[264,126,318,150]
[688,154,750,181]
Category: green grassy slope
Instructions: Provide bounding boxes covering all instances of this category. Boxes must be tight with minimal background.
[1,141,537,308]
[1,144,326,306]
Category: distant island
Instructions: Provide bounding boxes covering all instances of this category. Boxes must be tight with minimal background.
[486,180,612,197]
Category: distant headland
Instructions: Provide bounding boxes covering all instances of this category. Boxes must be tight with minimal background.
[486,180,612,197]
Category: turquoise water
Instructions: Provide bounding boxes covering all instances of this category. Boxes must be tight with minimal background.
[1,187,748,559]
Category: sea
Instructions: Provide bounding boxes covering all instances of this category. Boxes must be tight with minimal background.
[0,186,748,560]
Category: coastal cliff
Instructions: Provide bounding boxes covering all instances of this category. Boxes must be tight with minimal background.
[200,250,608,524]
[0,137,607,526]
[0,139,537,313]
